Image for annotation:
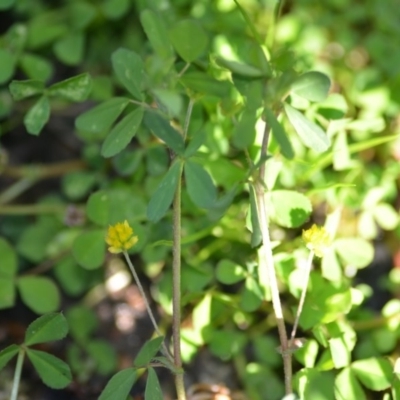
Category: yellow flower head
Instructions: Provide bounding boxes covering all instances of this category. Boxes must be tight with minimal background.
[302,224,332,258]
[105,220,138,254]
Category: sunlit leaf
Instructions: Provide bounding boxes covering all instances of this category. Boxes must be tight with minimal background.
[284,103,330,153]
[291,71,331,102]
[169,19,208,62]
[184,160,217,209]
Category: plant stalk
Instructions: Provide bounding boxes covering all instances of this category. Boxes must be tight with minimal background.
[172,161,186,400]
[10,347,25,400]
[255,121,292,394]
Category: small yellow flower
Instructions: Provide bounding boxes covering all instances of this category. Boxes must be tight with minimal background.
[105,220,138,254]
[302,224,332,258]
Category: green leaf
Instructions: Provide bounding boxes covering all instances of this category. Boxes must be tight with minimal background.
[17,219,60,263]
[232,108,257,149]
[20,53,53,81]
[69,2,97,29]
[351,357,393,391]
[216,57,265,78]
[98,368,137,400]
[0,237,17,278]
[111,48,145,100]
[291,71,331,102]
[145,368,163,400]
[144,111,185,155]
[75,97,130,134]
[101,108,144,158]
[147,161,182,222]
[0,344,19,370]
[140,9,174,60]
[134,336,164,367]
[329,337,351,369]
[87,191,110,226]
[87,188,147,226]
[101,0,130,19]
[179,72,232,98]
[9,80,45,100]
[268,190,312,228]
[66,305,98,341]
[373,203,399,230]
[240,277,263,312]
[53,32,85,66]
[169,19,208,63]
[87,340,117,375]
[0,48,16,83]
[264,108,294,159]
[26,349,72,389]
[153,89,183,117]
[25,313,68,346]
[216,259,246,284]
[299,369,335,400]
[184,160,217,209]
[0,279,16,309]
[209,329,247,359]
[24,95,50,135]
[284,103,330,153]
[334,238,374,268]
[17,276,60,314]
[47,73,92,101]
[62,171,97,200]
[72,230,106,269]
[0,0,15,10]
[335,367,366,400]
[184,130,205,158]
[54,256,91,296]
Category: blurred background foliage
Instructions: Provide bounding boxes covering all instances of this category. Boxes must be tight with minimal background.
[1,0,400,399]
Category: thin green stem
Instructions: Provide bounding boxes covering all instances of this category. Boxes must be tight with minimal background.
[178,62,190,78]
[172,161,186,400]
[0,178,37,205]
[10,347,25,400]
[122,251,174,364]
[169,95,195,400]
[289,250,314,348]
